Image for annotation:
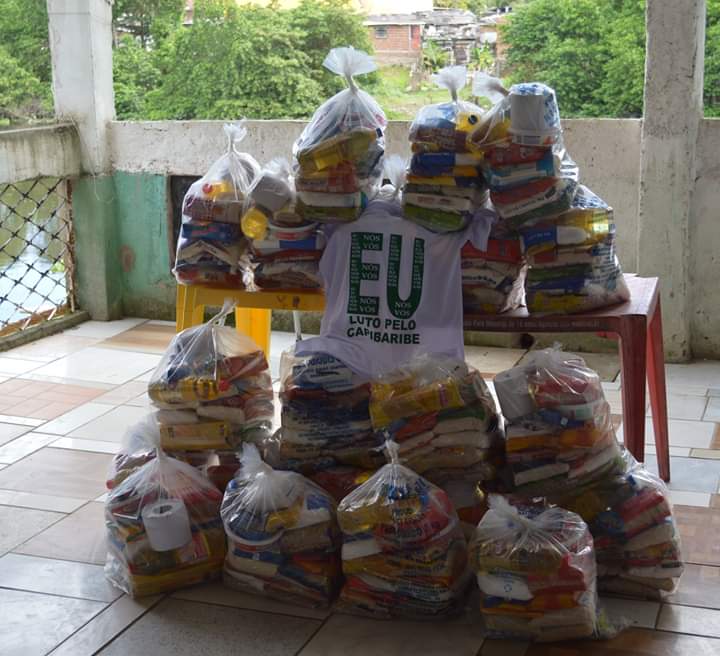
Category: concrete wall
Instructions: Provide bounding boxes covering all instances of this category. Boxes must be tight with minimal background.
[110,117,642,273]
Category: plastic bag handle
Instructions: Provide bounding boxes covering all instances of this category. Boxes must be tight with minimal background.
[208,300,237,327]
[323,46,377,94]
[223,121,252,202]
[382,155,407,199]
[431,65,467,103]
[384,439,400,465]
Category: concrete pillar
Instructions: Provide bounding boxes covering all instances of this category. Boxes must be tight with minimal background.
[47,0,122,319]
[637,0,705,361]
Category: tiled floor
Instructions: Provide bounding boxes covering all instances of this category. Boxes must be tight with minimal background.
[0,318,719,655]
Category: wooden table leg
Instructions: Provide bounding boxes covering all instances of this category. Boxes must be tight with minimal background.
[646,299,671,481]
[619,316,648,465]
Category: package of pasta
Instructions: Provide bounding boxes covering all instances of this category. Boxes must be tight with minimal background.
[221,444,341,607]
[293,47,387,223]
[147,303,273,450]
[470,495,607,641]
[494,347,624,498]
[370,355,504,488]
[336,441,470,619]
[266,348,384,477]
[174,122,260,287]
[561,450,683,599]
[104,450,226,597]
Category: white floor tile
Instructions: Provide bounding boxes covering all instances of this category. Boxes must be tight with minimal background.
[703,397,720,422]
[0,357,42,375]
[0,414,45,427]
[133,369,156,383]
[31,347,161,386]
[65,318,147,339]
[0,489,86,513]
[147,319,176,327]
[669,490,712,507]
[646,393,709,421]
[618,417,716,449]
[69,405,150,443]
[666,360,720,388]
[644,443,691,457]
[35,403,113,436]
[0,432,59,464]
[51,437,120,455]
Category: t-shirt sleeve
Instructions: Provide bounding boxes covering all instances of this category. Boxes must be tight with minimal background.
[459,208,498,251]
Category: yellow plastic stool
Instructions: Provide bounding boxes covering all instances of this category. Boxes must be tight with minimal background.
[175,284,325,359]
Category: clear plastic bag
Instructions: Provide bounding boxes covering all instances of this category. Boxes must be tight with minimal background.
[174,123,261,287]
[241,158,325,291]
[561,450,683,599]
[107,414,242,492]
[369,355,503,487]
[221,444,341,607]
[293,47,387,223]
[147,303,273,449]
[337,441,470,618]
[461,228,526,315]
[404,66,488,233]
[470,495,605,641]
[266,349,384,475]
[104,450,226,597]
[494,348,624,498]
[408,66,484,153]
[519,185,630,314]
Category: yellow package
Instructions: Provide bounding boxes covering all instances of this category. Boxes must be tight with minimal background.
[297,129,377,173]
[159,421,232,450]
[148,377,221,405]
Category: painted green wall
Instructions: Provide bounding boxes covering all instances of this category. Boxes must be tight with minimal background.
[72,176,124,320]
[113,172,176,319]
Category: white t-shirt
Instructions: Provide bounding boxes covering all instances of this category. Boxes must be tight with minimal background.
[296,198,495,378]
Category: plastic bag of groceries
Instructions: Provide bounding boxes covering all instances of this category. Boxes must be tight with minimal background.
[336,441,470,618]
[562,449,683,599]
[469,75,579,227]
[174,122,261,287]
[265,348,384,477]
[494,347,625,499]
[221,444,342,606]
[105,449,226,597]
[408,65,484,154]
[241,158,326,290]
[293,47,387,223]
[470,495,615,641]
[147,303,273,449]
[519,185,630,314]
[369,354,503,487]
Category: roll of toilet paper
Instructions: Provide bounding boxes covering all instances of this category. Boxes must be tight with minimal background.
[493,367,535,421]
[141,499,192,552]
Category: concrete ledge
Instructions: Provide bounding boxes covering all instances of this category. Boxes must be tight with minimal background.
[0,124,82,184]
[0,310,90,352]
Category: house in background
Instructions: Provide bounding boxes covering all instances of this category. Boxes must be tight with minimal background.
[365,14,426,65]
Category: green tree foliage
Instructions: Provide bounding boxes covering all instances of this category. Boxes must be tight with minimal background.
[423,41,450,72]
[0,46,51,121]
[706,0,720,116]
[113,0,185,47]
[113,36,162,120]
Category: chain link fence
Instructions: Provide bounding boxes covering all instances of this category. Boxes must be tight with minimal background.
[0,177,76,336]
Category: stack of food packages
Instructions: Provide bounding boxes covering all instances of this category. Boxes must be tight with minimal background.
[369,355,503,537]
[105,449,226,596]
[470,75,629,314]
[174,123,260,287]
[107,415,214,490]
[240,158,325,291]
[470,495,601,641]
[404,66,489,233]
[461,227,526,315]
[293,47,386,225]
[494,348,624,500]
[336,441,470,618]
[496,348,683,598]
[561,452,683,599]
[265,349,384,501]
[220,444,342,607]
[147,304,274,491]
